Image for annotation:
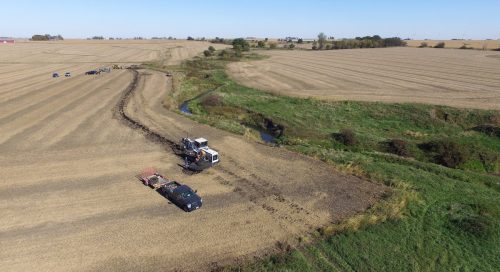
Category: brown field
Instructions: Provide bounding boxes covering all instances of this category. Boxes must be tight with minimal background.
[406,39,500,50]
[228,47,500,110]
[0,41,384,271]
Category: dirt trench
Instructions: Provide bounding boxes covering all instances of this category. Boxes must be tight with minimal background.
[113,68,180,151]
[118,68,387,251]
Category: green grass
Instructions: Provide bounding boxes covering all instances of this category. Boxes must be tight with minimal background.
[153,51,500,271]
[184,63,500,173]
[240,151,500,271]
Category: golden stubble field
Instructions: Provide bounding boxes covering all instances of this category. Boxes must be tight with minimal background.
[406,39,500,50]
[228,47,500,110]
[0,40,385,271]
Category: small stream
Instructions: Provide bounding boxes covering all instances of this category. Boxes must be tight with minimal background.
[245,125,279,144]
[179,91,280,144]
[179,89,216,116]
[179,102,192,115]
[259,130,277,143]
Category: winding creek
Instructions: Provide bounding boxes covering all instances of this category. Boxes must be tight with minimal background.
[178,92,278,144]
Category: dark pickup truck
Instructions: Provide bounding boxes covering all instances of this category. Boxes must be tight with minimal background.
[140,173,202,212]
[85,70,99,75]
[159,181,202,212]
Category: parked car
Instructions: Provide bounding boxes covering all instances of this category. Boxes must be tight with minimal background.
[159,181,202,212]
[139,172,203,212]
[85,70,99,75]
[64,72,71,77]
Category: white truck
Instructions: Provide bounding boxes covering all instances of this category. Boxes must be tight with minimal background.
[180,137,219,171]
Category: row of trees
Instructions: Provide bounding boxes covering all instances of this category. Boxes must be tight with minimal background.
[187,36,209,41]
[257,40,289,49]
[86,37,176,40]
[210,37,227,44]
[151,36,176,40]
[89,36,142,40]
[30,34,63,41]
[86,37,124,40]
[202,45,242,59]
[312,33,406,50]
[419,42,445,48]
[209,37,296,49]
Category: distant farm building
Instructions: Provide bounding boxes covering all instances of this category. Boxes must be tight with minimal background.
[0,39,15,44]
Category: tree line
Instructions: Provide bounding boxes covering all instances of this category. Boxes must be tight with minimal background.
[30,34,64,41]
[313,33,406,50]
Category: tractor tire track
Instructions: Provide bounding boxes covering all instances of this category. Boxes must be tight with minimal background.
[114,69,317,232]
[117,69,384,239]
[112,69,181,153]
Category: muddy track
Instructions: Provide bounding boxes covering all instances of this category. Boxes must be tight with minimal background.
[119,68,387,244]
[113,69,212,176]
[115,69,318,230]
[216,163,320,230]
[113,69,181,152]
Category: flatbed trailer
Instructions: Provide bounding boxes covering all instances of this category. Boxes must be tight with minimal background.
[140,173,169,189]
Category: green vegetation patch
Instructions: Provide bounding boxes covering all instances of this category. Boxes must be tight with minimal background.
[152,50,500,271]
[178,55,500,173]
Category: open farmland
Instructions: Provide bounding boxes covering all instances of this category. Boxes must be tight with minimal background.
[0,41,385,271]
[406,39,500,50]
[228,47,500,110]
[0,39,222,65]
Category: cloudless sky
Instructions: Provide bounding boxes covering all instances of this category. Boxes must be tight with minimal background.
[2,0,499,39]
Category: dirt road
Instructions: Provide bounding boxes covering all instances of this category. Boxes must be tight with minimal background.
[0,41,384,271]
[227,47,500,110]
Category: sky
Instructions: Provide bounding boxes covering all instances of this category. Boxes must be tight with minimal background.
[1,0,499,39]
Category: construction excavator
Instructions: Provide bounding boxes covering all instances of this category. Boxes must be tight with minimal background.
[179,137,219,172]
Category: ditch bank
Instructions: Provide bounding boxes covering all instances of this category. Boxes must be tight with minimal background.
[180,92,285,144]
[242,113,284,144]
[113,69,180,152]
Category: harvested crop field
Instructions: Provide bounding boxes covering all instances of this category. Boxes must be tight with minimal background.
[0,40,224,65]
[406,39,500,50]
[228,47,500,110]
[0,41,385,271]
